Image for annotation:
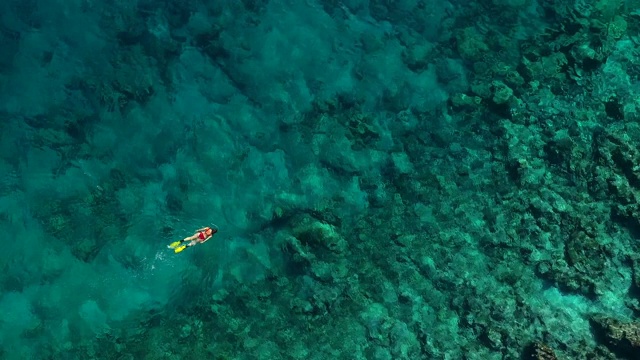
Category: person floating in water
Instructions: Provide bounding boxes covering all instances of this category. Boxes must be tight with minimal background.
[168,225,218,253]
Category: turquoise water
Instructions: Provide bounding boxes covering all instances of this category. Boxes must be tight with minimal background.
[1,1,639,359]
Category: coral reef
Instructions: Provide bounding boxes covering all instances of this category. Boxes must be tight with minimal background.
[3,0,640,359]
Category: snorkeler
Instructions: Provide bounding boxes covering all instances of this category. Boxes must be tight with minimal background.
[168,225,218,253]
